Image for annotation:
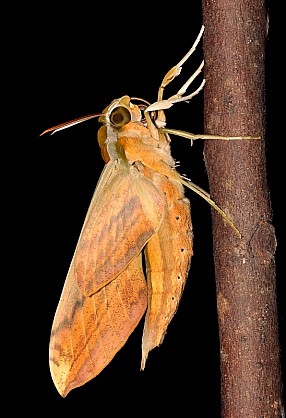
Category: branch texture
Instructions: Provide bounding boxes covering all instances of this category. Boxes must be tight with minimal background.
[202,0,284,416]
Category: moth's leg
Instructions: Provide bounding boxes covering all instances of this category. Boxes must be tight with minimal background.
[144,110,160,141]
[157,25,205,102]
[161,128,261,141]
[147,75,205,129]
[146,26,205,128]
[167,60,205,102]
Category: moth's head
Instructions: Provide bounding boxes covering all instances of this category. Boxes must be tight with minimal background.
[99,96,144,128]
[39,96,151,137]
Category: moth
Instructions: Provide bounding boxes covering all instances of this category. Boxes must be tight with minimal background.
[42,26,259,397]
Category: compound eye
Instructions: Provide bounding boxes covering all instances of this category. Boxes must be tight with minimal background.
[109,106,131,127]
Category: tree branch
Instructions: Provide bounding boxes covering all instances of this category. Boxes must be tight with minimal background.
[201,0,284,416]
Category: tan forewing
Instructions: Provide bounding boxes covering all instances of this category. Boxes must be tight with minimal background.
[50,253,147,397]
[71,160,166,296]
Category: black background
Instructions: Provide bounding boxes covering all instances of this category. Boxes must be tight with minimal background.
[30,0,284,413]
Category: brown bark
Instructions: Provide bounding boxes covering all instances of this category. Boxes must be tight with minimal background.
[201,1,284,417]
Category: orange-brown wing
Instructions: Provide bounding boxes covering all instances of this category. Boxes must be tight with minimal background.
[50,253,147,397]
[49,160,166,396]
[71,160,166,296]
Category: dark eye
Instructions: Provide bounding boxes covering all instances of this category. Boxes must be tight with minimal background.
[109,106,131,127]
